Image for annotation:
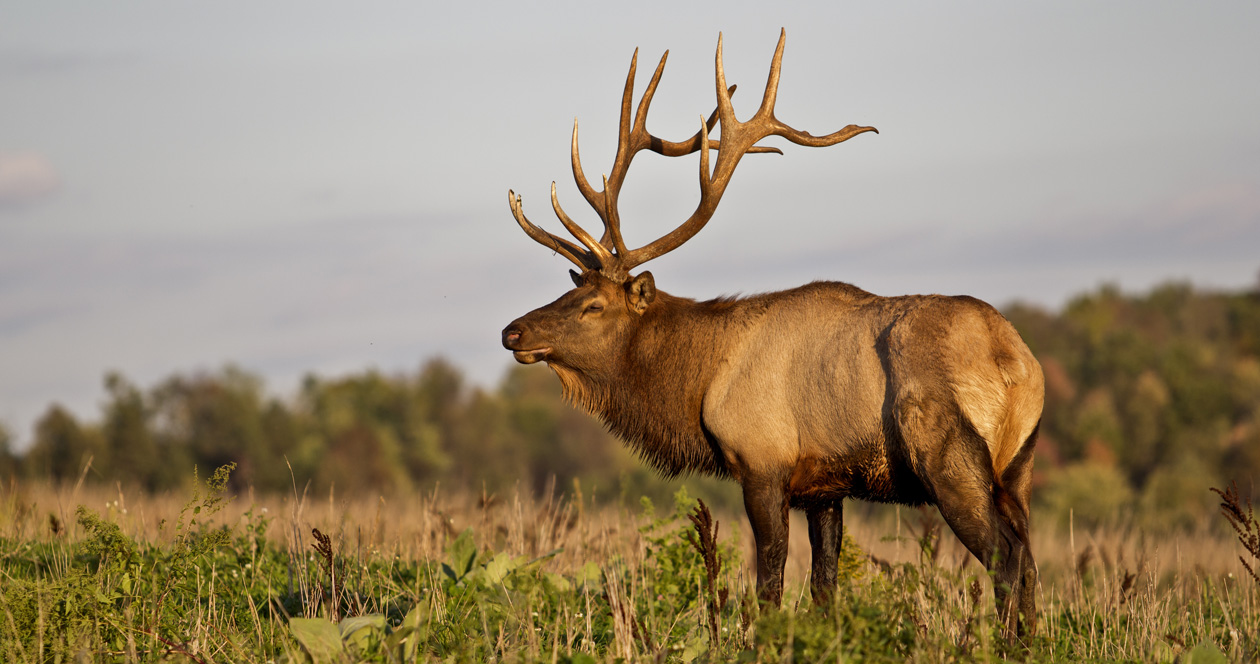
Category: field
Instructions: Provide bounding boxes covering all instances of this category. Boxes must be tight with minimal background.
[1,466,1257,663]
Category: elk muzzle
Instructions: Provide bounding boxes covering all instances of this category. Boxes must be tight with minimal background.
[501,322,551,364]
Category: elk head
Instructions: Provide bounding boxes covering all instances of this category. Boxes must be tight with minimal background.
[502,30,877,373]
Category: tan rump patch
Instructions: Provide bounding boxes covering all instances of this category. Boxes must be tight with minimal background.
[948,306,1045,475]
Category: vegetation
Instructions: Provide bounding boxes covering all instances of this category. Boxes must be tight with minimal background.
[1,469,1256,662]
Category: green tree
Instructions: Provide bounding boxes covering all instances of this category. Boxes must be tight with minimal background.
[0,422,20,484]
[299,371,434,495]
[101,372,166,490]
[151,366,269,491]
[25,405,102,484]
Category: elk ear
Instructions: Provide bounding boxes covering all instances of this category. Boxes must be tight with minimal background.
[626,271,656,315]
[569,269,583,287]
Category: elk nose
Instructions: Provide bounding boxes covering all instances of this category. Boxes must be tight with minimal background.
[502,326,522,349]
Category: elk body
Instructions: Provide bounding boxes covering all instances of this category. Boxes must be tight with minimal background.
[501,30,1044,638]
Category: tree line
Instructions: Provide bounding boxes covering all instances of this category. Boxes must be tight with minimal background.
[1,359,651,500]
[1004,280,1260,529]
[2,278,1258,530]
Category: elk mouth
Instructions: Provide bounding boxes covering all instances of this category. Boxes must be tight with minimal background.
[503,326,551,363]
[512,348,552,364]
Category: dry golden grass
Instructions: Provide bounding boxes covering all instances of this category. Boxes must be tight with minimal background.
[4,476,1252,593]
[3,475,1257,662]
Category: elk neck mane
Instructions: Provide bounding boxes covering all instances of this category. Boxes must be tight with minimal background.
[548,289,762,478]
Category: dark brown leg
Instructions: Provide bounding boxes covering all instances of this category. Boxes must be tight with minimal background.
[807,502,844,607]
[743,477,789,606]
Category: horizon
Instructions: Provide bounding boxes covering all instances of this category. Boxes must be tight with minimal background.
[4,273,1256,452]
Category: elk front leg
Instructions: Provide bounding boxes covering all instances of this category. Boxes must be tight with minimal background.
[743,478,789,606]
[807,502,844,608]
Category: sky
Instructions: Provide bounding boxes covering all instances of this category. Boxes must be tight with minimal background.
[2,2,1258,449]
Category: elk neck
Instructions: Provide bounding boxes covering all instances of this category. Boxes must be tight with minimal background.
[549,290,755,478]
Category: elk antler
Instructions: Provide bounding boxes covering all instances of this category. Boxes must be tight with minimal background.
[509,28,877,282]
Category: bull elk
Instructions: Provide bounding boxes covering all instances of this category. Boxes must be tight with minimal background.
[501,30,1043,638]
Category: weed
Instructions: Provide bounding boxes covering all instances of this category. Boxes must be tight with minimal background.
[684,498,723,650]
[1211,481,1260,587]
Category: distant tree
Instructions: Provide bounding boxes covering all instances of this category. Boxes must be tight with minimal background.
[446,387,527,494]
[151,366,269,491]
[417,358,463,426]
[0,422,20,484]
[25,405,102,484]
[499,365,623,494]
[255,399,302,491]
[1229,287,1260,357]
[300,371,430,494]
[1009,277,1260,530]
[101,372,165,490]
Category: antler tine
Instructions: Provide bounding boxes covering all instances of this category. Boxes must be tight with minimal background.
[550,182,614,267]
[699,112,713,194]
[508,190,600,271]
[612,33,742,268]
[569,120,595,216]
[599,174,627,257]
[567,48,652,258]
[759,29,786,122]
[571,49,638,218]
[617,29,877,271]
[595,49,666,255]
[757,29,879,149]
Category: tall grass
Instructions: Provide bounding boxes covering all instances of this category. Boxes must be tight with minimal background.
[1,470,1256,662]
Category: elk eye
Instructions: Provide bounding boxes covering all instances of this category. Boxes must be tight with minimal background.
[584,302,604,314]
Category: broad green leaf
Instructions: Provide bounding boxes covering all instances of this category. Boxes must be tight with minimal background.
[339,614,385,652]
[289,617,344,663]
[575,561,602,589]
[483,552,524,585]
[520,547,563,572]
[679,625,707,662]
[1183,642,1228,664]
[383,626,414,654]
[446,528,477,581]
[337,614,386,637]
[386,602,431,659]
[400,602,429,630]
[545,572,571,592]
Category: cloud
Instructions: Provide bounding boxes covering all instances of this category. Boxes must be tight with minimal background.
[0,153,60,208]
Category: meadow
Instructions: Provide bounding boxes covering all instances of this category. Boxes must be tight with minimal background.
[1,465,1256,663]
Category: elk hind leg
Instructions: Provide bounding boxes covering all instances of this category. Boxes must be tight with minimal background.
[923,433,1027,640]
[996,426,1039,637]
[900,398,1029,639]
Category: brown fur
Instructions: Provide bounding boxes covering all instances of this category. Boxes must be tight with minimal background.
[503,274,1044,639]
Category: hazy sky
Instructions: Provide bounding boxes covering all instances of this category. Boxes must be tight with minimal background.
[2,2,1258,449]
